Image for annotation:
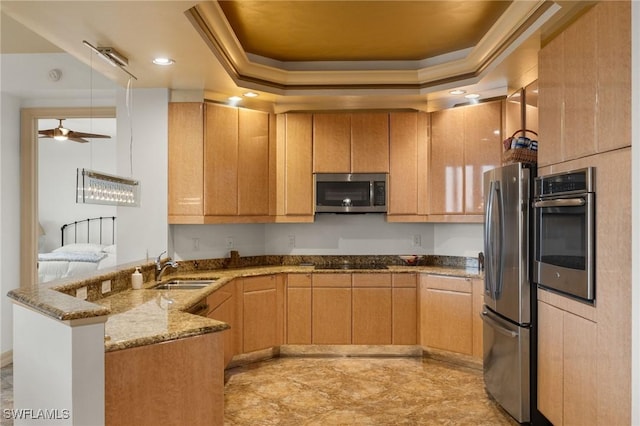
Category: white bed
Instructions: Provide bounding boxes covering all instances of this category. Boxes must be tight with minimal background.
[38,216,117,283]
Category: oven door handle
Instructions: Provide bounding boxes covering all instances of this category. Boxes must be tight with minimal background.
[533,198,585,208]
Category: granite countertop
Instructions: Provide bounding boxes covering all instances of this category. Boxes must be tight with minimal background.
[9,263,482,352]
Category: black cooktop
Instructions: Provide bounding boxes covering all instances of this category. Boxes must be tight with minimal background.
[314,264,388,270]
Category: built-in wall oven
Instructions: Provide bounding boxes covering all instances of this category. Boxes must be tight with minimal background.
[533,167,595,302]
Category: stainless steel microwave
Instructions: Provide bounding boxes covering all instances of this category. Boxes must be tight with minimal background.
[533,167,595,302]
[315,173,387,213]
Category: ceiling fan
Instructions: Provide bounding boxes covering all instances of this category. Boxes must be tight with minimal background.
[38,119,111,143]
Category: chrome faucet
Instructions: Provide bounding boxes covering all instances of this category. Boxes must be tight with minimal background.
[155,250,179,281]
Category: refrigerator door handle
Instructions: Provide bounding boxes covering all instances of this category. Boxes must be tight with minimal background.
[484,180,503,299]
[481,311,518,338]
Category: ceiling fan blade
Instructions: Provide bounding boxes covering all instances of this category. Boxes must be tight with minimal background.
[38,129,56,137]
[67,137,90,143]
[67,131,111,139]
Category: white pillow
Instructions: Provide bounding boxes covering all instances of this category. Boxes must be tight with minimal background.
[53,243,105,254]
[102,244,117,254]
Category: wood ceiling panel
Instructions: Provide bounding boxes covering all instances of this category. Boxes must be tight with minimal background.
[218,0,511,61]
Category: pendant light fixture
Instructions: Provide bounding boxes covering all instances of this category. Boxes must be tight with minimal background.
[76,40,141,207]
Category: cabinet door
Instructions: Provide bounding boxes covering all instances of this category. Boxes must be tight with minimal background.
[392,287,417,344]
[389,112,419,214]
[243,276,278,353]
[168,103,204,218]
[596,1,631,153]
[312,288,351,344]
[204,103,238,215]
[313,113,351,173]
[351,112,389,173]
[563,310,597,426]
[430,108,464,214]
[463,101,502,214]
[208,296,236,367]
[563,7,597,161]
[537,301,564,426]
[284,114,314,215]
[286,274,312,344]
[353,288,392,344]
[238,108,269,215]
[471,279,484,359]
[538,34,564,167]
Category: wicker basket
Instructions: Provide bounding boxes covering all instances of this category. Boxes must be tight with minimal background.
[502,129,538,164]
[503,148,537,164]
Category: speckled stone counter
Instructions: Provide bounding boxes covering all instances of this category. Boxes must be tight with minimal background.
[8,260,482,353]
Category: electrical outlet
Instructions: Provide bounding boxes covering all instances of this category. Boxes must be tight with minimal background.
[101,280,112,294]
[288,235,296,248]
[226,237,234,249]
[193,238,200,251]
[412,234,421,247]
[76,286,88,300]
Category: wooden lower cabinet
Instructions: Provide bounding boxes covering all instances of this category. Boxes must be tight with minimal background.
[352,288,392,344]
[392,273,417,345]
[206,281,239,367]
[312,274,352,344]
[420,275,473,355]
[286,274,312,344]
[105,332,224,426]
[471,278,484,358]
[242,275,284,353]
[537,300,597,426]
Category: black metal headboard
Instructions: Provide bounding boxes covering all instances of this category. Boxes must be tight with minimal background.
[60,216,116,247]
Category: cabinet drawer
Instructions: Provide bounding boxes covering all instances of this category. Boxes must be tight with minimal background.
[423,274,472,293]
[392,273,417,288]
[312,273,351,287]
[243,275,276,292]
[206,284,233,310]
[287,273,312,288]
[352,273,391,288]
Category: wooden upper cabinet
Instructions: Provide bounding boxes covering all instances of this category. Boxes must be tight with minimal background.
[313,112,390,174]
[313,113,351,173]
[168,103,204,218]
[388,112,419,215]
[237,109,269,215]
[283,113,314,216]
[429,101,501,216]
[202,103,271,218]
[463,101,502,214]
[351,113,389,173]
[563,7,597,161]
[538,1,631,167]
[430,107,464,214]
[204,103,239,216]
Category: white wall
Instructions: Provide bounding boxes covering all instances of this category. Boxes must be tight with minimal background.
[171,216,483,261]
[115,88,169,265]
[0,92,21,360]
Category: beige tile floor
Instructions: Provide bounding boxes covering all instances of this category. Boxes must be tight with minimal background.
[1,356,516,426]
[224,356,517,425]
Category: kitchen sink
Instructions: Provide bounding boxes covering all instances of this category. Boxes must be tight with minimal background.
[152,279,217,290]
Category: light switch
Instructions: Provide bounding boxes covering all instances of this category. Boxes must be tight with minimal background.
[101,280,112,294]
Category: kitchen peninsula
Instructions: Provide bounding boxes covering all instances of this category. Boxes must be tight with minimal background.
[9,254,482,426]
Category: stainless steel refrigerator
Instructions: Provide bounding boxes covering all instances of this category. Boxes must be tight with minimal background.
[482,162,533,424]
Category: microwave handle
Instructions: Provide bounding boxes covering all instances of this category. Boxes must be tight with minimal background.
[534,198,585,208]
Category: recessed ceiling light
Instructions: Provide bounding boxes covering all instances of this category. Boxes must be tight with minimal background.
[228,96,242,102]
[464,93,480,99]
[243,92,258,98]
[153,57,175,66]
[449,89,466,95]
